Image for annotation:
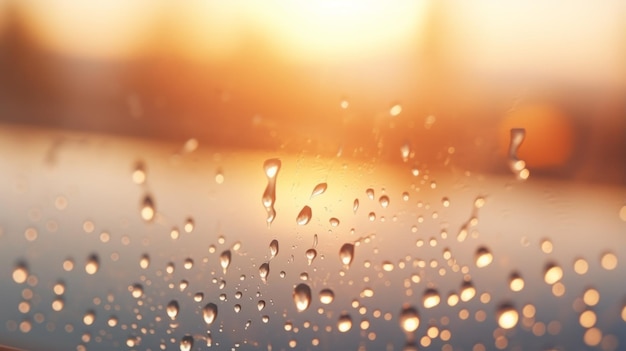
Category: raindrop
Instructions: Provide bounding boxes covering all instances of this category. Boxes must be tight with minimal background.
[544,263,563,285]
[12,263,28,284]
[140,195,155,222]
[203,303,218,325]
[305,249,317,266]
[51,297,64,311]
[262,158,281,226]
[178,280,188,292]
[319,289,335,304]
[107,316,118,327]
[399,306,420,333]
[184,218,194,233]
[422,288,440,309]
[329,217,340,227]
[400,143,411,162]
[353,199,359,214]
[509,272,525,292]
[600,252,618,270]
[460,281,476,302]
[442,197,450,207]
[257,300,266,311]
[312,234,318,248]
[474,247,493,268]
[507,128,529,180]
[296,206,312,225]
[337,314,353,332]
[179,335,193,351]
[166,300,179,320]
[339,243,355,268]
[183,258,194,270]
[53,282,65,295]
[379,195,390,208]
[496,304,519,329]
[219,250,232,274]
[365,188,375,200]
[130,284,143,299]
[132,161,146,185]
[293,283,312,312]
[245,320,251,330]
[259,263,270,283]
[83,310,96,326]
[311,183,328,198]
[269,239,279,259]
[85,254,99,275]
[234,304,241,313]
[193,293,204,302]
[139,254,150,269]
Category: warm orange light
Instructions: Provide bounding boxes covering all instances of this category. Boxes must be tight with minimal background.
[500,104,574,169]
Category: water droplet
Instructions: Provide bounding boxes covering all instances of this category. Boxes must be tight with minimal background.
[379,195,390,208]
[496,304,519,329]
[442,197,450,207]
[219,250,232,274]
[183,258,194,270]
[234,304,241,313]
[12,264,28,284]
[509,272,525,292]
[311,183,328,198]
[257,300,266,311]
[329,217,340,227]
[339,243,355,268]
[139,254,150,269]
[544,263,563,285]
[130,284,143,299]
[178,280,188,292]
[296,206,312,225]
[140,195,155,222]
[193,292,204,302]
[399,306,420,332]
[268,239,279,260]
[400,143,411,162]
[293,283,312,312]
[203,303,218,324]
[389,104,402,117]
[259,263,270,283]
[184,218,194,233]
[305,249,317,266]
[353,199,360,214]
[460,281,476,302]
[600,252,618,270]
[85,254,99,275]
[319,289,334,304]
[179,335,193,351]
[508,128,529,180]
[107,316,118,327]
[422,288,440,308]
[83,310,96,326]
[365,188,375,200]
[132,161,147,185]
[51,297,64,311]
[166,300,179,320]
[262,158,281,226]
[337,314,353,332]
[382,261,394,272]
[474,247,493,268]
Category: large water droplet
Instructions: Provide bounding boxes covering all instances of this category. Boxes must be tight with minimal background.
[474,247,493,268]
[220,250,231,274]
[319,289,335,304]
[311,183,327,198]
[496,304,519,329]
[296,206,312,225]
[262,158,281,226]
[269,239,279,259]
[305,249,317,266]
[337,314,353,332]
[339,243,355,268]
[179,335,193,351]
[399,306,420,333]
[140,194,155,222]
[203,303,218,325]
[379,195,390,208]
[293,283,312,312]
[259,263,270,283]
[85,254,99,275]
[167,300,179,320]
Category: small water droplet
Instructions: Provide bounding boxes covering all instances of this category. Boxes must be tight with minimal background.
[139,254,150,269]
[474,247,493,268]
[85,254,99,275]
[203,303,218,324]
[234,304,241,313]
[193,292,204,302]
[382,261,394,272]
[339,243,355,268]
[257,300,266,311]
[269,239,279,259]
[600,252,618,270]
[132,161,146,184]
[319,289,334,304]
[389,104,402,117]
[183,258,194,270]
[329,217,340,227]
[220,250,232,274]
[297,206,312,225]
[293,283,312,312]
[337,314,353,332]
[12,263,28,284]
[496,304,519,329]
[508,128,529,180]
[51,297,64,311]
[400,143,411,162]
[379,195,390,208]
[259,263,270,283]
[179,335,194,351]
[130,284,143,299]
[305,249,317,266]
[509,272,525,292]
[140,195,155,222]
[460,281,476,302]
[167,300,179,320]
[311,183,328,198]
[353,199,360,214]
[365,188,375,200]
[442,197,450,207]
[399,306,420,333]
[543,263,563,285]
[183,218,194,233]
[178,280,188,292]
[422,288,440,308]
[83,310,96,326]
